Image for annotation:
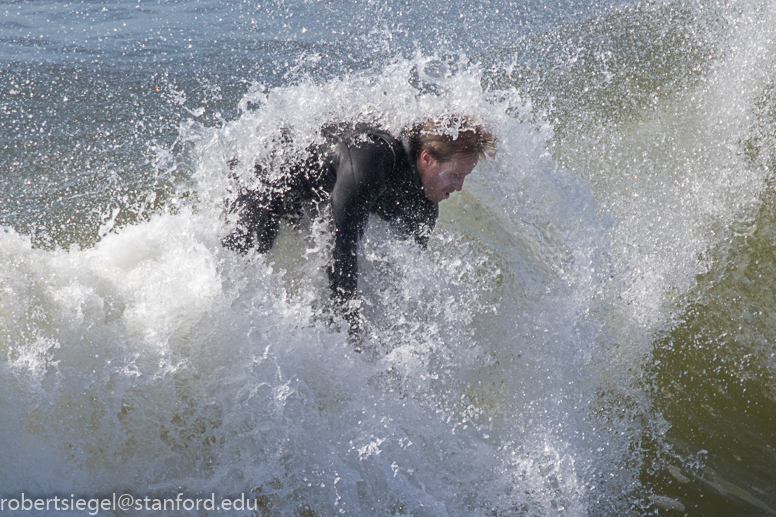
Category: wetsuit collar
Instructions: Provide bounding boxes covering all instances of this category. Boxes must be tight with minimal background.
[400,135,422,185]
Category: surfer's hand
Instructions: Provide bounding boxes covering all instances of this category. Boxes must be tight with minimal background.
[348,328,364,353]
[340,301,365,352]
[324,293,366,352]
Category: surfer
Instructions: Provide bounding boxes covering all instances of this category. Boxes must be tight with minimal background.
[223,116,496,341]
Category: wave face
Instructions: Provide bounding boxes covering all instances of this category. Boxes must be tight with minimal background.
[2,0,776,515]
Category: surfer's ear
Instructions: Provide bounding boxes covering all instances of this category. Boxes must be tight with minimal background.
[418,149,438,168]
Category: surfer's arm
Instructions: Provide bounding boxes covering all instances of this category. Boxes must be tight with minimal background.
[328,138,392,319]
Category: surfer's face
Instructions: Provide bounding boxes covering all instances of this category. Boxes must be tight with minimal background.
[417,150,478,203]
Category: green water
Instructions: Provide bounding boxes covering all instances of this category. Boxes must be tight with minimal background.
[644,183,776,516]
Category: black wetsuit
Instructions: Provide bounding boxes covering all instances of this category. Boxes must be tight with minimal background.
[223,128,438,318]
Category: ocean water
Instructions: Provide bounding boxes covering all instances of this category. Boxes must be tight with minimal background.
[1,0,776,515]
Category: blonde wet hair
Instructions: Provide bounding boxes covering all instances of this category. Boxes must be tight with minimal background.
[408,115,496,162]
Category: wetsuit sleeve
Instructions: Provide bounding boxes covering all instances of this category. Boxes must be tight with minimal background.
[328,138,392,308]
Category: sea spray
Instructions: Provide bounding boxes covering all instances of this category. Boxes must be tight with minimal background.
[3,0,776,514]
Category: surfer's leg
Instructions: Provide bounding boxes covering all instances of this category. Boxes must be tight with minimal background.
[277,148,334,223]
[222,146,331,254]
[222,188,283,253]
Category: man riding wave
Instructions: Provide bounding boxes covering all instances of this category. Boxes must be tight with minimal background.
[223,116,496,341]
